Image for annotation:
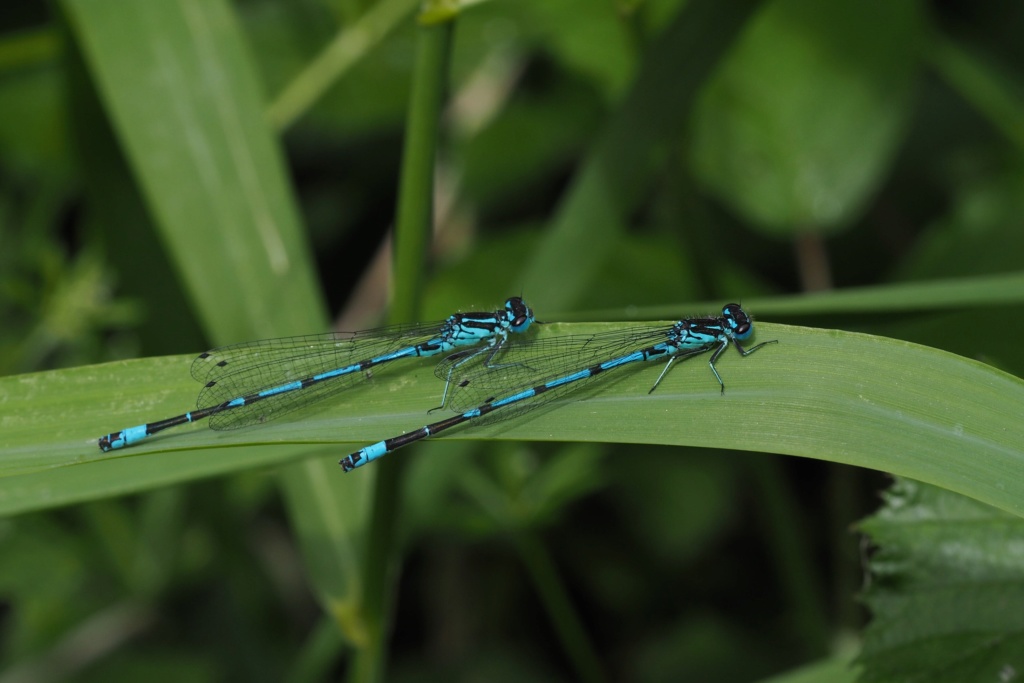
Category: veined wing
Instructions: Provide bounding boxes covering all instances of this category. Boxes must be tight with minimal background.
[192,321,452,430]
[439,325,675,413]
[191,320,448,385]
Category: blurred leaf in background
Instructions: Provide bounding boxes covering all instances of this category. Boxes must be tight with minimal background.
[690,0,922,237]
[858,478,1024,683]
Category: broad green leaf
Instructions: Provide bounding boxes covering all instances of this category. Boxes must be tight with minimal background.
[2,322,1023,519]
[857,479,1024,682]
[690,0,921,235]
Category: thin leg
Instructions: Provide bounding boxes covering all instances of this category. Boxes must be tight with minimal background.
[734,338,779,357]
[429,332,527,413]
[430,345,490,413]
[483,336,535,374]
[648,356,677,394]
[483,337,510,369]
[708,339,732,394]
[648,349,705,394]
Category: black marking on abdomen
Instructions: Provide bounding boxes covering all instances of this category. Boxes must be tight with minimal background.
[417,342,441,355]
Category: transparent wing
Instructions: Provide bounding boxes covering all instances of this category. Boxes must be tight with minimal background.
[440,325,674,414]
[192,321,451,430]
[191,320,446,384]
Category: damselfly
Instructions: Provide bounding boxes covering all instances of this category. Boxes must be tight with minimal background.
[97,297,537,452]
[340,303,775,471]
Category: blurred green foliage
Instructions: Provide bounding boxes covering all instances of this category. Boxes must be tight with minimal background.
[0,0,1023,681]
[858,479,1024,682]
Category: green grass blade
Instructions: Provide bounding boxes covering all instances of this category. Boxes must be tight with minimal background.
[61,0,368,631]
[576,272,1024,321]
[3,322,1023,517]
[266,0,419,131]
[63,0,325,339]
[351,17,455,682]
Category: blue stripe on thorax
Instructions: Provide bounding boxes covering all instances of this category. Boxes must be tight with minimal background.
[449,320,505,342]
[675,327,722,349]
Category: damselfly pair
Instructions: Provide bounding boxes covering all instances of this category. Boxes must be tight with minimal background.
[96,298,776,471]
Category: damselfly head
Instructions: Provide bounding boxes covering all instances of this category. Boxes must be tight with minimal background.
[722,303,754,340]
[505,296,536,332]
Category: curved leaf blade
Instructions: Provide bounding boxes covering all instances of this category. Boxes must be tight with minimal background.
[1,322,1022,517]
